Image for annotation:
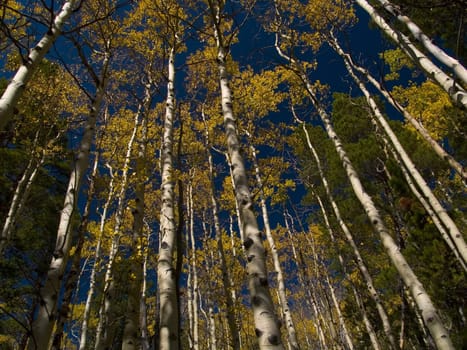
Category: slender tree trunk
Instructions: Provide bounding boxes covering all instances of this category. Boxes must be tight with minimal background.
[208,2,284,347]
[293,112,396,348]
[27,53,108,349]
[329,38,466,181]
[313,193,354,350]
[354,0,467,109]
[209,306,217,350]
[51,148,101,350]
[352,284,381,350]
[248,139,300,350]
[204,115,240,350]
[0,0,78,129]
[188,181,200,350]
[330,34,467,268]
[324,273,354,350]
[1,137,44,252]
[274,38,454,350]
[79,162,115,350]
[186,216,194,350]
[140,223,151,350]
[283,212,328,350]
[224,152,245,243]
[157,46,179,350]
[122,90,151,350]
[374,0,467,85]
[95,97,142,350]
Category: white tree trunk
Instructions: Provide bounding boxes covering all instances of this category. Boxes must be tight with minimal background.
[51,147,101,350]
[324,273,354,350]
[225,152,245,243]
[27,59,107,349]
[95,96,141,350]
[122,86,151,350]
[355,0,467,109]
[140,223,151,350]
[283,212,328,350]
[294,112,396,348]
[330,35,467,268]
[209,306,217,350]
[274,38,454,350]
[209,1,284,347]
[188,181,200,350]
[375,0,467,85]
[1,142,44,251]
[351,282,381,350]
[79,163,115,350]
[204,115,241,350]
[330,42,466,181]
[157,46,179,350]
[0,0,78,129]
[249,141,300,350]
[314,194,354,350]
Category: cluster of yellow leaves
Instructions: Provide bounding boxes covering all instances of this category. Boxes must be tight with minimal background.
[393,80,453,140]
[380,48,416,81]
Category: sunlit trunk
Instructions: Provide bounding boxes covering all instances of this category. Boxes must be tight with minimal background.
[355,0,467,108]
[157,47,179,350]
[27,52,108,349]
[0,0,79,129]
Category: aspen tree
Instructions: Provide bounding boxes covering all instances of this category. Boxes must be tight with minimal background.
[188,180,200,350]
[274,23,455,349]
[374,0,467,85]
[94,105,142,350]
[203,111,241,350]
[207,0,284,347]
[0,0,79,129]
[354,0,467,108]
[248,139,300,350]
[51,147,101,350]
[329,45,466,181]
[292,109,397,349]
[1,60,82,252]
[27,43,111,350]
[79,163,116,350]
[1,132,52,252]
[283,212,328,349]
[157,44,179,349]
[329,33,467,269]
[122,84,152,350]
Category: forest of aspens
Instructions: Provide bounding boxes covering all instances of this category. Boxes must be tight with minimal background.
[0,0,466,349]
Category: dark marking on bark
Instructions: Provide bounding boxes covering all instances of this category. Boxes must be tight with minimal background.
[255,328,263,338]
[243,238,253,250]
[268,334,280,345]
[161,241,169,249]
[247,255,254,262]
[252,296,261,307]
[259,277,268,286]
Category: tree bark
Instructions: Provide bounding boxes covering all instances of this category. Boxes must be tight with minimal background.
[248,139,300,350]
[204,113,241,350]
[122,83,151,350]
[157,46,179,350]
[79,162,115,350]
[208,1,284,347]
[27,51,108,349]
[0,0,78,130]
